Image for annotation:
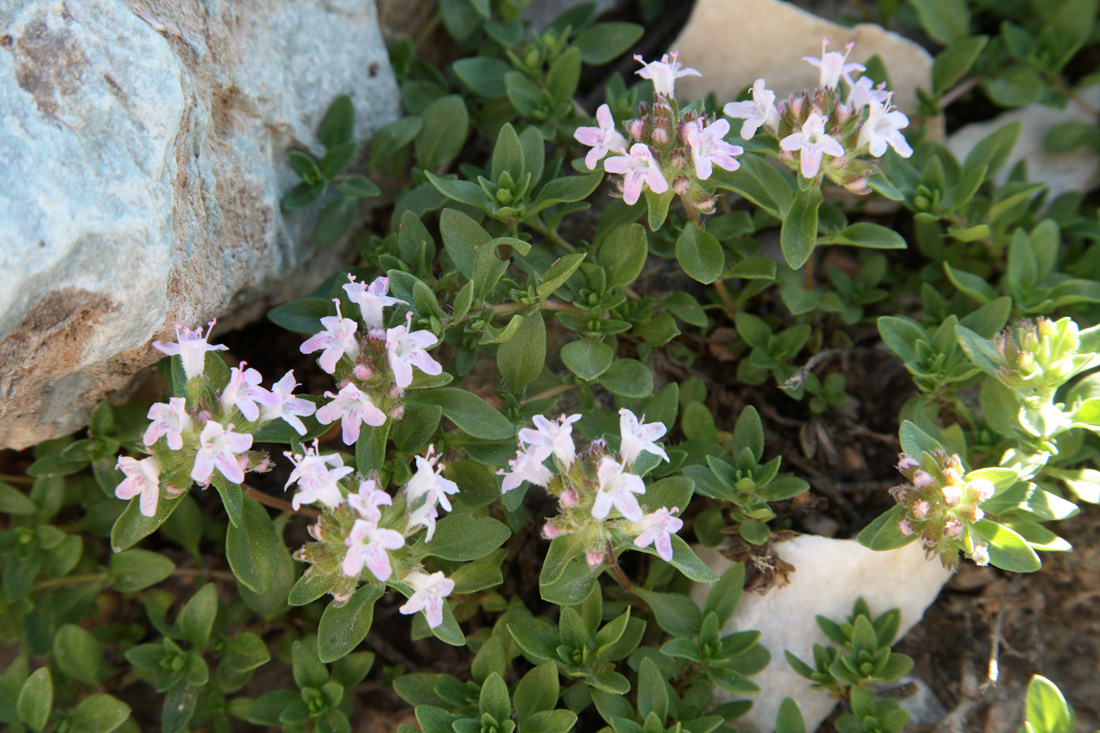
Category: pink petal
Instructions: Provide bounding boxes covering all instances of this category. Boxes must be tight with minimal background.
[800,147,823,178]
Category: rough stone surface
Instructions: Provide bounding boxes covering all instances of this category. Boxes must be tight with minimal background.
[946,87,1100,201]
[670,0,934,113]
[0,0,400,450]
[693,536,953,732]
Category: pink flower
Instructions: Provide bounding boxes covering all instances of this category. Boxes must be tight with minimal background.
[633,51,701,99]
[723,79,780,140]
[618,408,670,467]
[498,445,553,493]
[941,484,963,507]
[406,501,440,542]
[316,383,387,445]
[633,507,683,561]
[848,76,890,111]
[780,113,845,178]
[343,519,405,581]
[399,570,455,628]
[300,300,359,374]
[586,551,605,567]
[970,478,995,502]
[803,38,864,90]
[259,370,317,436]
[220,362,279,422]
[686,118,743,180]
[153,320,228,381]
[348,479,392,522]
[604,144,669,206]
[858,98,913,158]
[144,397,192,451]
[593,456,646,521]
[898,518,913,536]
[116,455,162,517]
[386,314,442,389]
[284,441,352,510]
[542,522,561,539]
[913,470,936,489]
[191,421,253,485]
[574,104,628,170]
[405,446,459,515]
[518,413,581,468]
[896,454,919,472]
[912,500,930,520]
[343,275,407,331]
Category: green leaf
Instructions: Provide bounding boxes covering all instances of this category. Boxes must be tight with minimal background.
[416,95,469,171]
[645,188,673,231]
[408,388,515,441]
[370,115,422,170]
[982,66,1044,107]
[320,140,359,179]
[637,657,669,722]
[419,513,511,561]
[545,47,581,105]
[944,262,997,304]
[0,482,37,515]
[268,297,336,335]
[283,181,326,211]
[899,420,947,458]
[318,584,385,663]
[561,338,614,381]
[16,668,51,731]
[820,222,906,249]
[933,36,989,96]
[776,697,807,733]
[340,176,380,198]
[110,548,175,592]
[288,567,338,606]
[530,172,603,214]
[110,488,188,552]
[536,253,586,300]
[452,57,511,98]
[1025,675,1075,733]
[439,208,486,279]
[632,588,702,637]
[179,584,218,647]
[355,420,390,475]
[857,505,920,551]
[480,673,511,725]
[70,694,131,733]
[53,625,100,685]
[498,314,546,392]
[289,151,323,185]
[226,497,280,594]
[704,563,746,627]
[599,223,648,289]
[319,94,355,149]
[211,473,244,528]
[964,121,1021,181]
[662,292,707,328]
[954,325,1002,376]
[598,359,653,398]
[675,222,725,284]
[780,186,822,269]
[972,519,1041,572]
[162,684,199,733]
[314,194,358,248]
[574,22,644,64]
[909,0,970,43]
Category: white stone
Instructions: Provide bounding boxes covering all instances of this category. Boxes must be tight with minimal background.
[669,0,934,114]
[0,0,400,449]
[693,535,952,732]
[946,87,1100,201]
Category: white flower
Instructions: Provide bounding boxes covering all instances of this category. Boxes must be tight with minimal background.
[343,275,407,331]
[633,51,701,99]
[191,421,253,485]
[406,501,440,542]
[284,441,352,510]
[316,383,387,445]
[348,478,392,522]
[803,37,864,90]
[603,143,669,206]
[593,457,645,521]
[632,507,683,561]
[386,314,442,389]
[143,397,192,451]
[300,300,359,374]
[574,104,628,170]
[518,414,581,468]
[399,570,455,629]
[116,455,163,517]
[779,112,845,178]
[618,408,669,467]
[498,445,554,494]
[259,370,317,436]
[220,362,279,422]
[848,76,890,112]
[343,519,405,581]
[152,320,228,381]
[723,79,780,140]
[405,446,459,514]
[857,98,913,158]
[686,118,743,180]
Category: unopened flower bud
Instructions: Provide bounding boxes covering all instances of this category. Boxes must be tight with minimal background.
[942,484,962,506]
[542,522,561,539]
[253,456,274,473]
[944,520,963,538]
[789,96,804,119]
[970,478,995,502]
[670,149,687,169]
[897,454,918,472]
[389,384,405,399]
[331,591,352,604]
[588,438,608,457]
[913,470,935,489]
[835,104,852,124]
[388,404,405,421]
[652,126,669,146]
[353,363,372,381]
[586,551,604,567]
[629,119,645,140]
[308,522,323,541]
[673,175,691,195]
[912,500,930,520]
[898,518,913,536]
[560,488,579,508]
[970,544,990,566]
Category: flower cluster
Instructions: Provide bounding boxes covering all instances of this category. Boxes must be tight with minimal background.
[993,317,1100,402]
[724,37,913,191]
[499,409,682,565]
[288,442,459,628]
[890,451,995,568]
[301,275,442,446]
[574,51,742,213]
[115,321,315,517]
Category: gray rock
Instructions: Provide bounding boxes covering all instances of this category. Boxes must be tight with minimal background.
[0,0,400,449]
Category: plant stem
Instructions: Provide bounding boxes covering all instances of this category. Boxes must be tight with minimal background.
[712,279,738,319]
[527,219,575,251]
[0,473,34,485]
[605,541,633,592]
[522,383,578,404]
[34,567,236,592]
[244,485,317,518]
